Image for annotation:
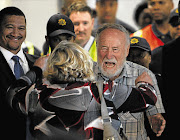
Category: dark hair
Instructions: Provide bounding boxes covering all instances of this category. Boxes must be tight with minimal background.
[127,47,151,67]
[0,7,26,28]
[134,1,148,25]
[66,1,93,18]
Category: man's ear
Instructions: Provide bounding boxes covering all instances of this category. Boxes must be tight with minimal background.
[148,54,151,64]
[126,45,130,57]
[92,18,95,27]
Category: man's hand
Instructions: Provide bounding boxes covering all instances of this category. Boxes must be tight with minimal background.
[135,71,153,85]
[33,55,49,71]
[148,113,166,137]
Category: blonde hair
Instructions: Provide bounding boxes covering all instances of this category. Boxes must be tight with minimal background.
[44,41,95,84]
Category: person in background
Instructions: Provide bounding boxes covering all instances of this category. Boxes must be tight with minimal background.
[134,1,152,29]
[127,37,167,140]
[0,6,39,139]
[150,7,180,75]
[131,0,174,50]
[59,0,97,18]
[66,1,97,62]
[127,37,151,69]
[42,13,76,55]
[149,2,180,138]
[169,8,180,39]
[95,23,166,139]
[94,0,135,34]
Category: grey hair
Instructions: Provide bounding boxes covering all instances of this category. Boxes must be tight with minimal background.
[95,23,130,47]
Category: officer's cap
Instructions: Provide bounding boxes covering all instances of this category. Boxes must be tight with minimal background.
[47,14,76,37]
[130,37,151,53]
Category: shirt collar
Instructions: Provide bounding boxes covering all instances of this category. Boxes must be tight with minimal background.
[83,36,95,51]
[0,46,26,63]
[152,23,171,38]
[0,46,14,62]
[16,48,26,63]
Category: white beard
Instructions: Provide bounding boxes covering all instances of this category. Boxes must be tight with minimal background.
[98,60,125,80]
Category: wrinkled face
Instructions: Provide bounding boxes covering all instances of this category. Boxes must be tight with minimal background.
[97,28,129,80]
[0,15,26,54]
[148,0,174,23]
[96,0,118,24]
[69,11,94,47]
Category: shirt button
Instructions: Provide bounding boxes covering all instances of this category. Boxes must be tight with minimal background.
[161,36,165,39]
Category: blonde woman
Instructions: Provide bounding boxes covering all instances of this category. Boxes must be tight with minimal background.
[43,40,95,84]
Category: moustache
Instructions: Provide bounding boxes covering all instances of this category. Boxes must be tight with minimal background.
[103,58,117,64]
[76,32,86,35]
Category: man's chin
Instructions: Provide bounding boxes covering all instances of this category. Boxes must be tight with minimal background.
[155,19,164,24]
[75,39,85,45]
[7,44,21,52]
[100,64,125,80]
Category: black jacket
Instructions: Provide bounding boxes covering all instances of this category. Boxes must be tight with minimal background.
[0,51,38,139]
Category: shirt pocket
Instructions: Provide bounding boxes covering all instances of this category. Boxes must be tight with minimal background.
[118,112,143,134]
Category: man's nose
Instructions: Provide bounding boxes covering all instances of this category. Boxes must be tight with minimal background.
[106,49,113,59]
[153,2,160,10]
[79,23,85,32]
[11,28,19,37]
[104,5,111,12]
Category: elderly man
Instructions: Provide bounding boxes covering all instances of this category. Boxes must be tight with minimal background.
[95,23,166,139]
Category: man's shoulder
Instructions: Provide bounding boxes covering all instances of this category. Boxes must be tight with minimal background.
[125,61,157,84]
[125,61,154,77]
[125,61,147,74]
[24,52,39,69]
[25,52,39,62]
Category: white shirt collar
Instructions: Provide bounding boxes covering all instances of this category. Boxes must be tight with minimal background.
[16,47,27,63]
[0,46,26,63]
[83,36,95,51]
[0,46,14,62]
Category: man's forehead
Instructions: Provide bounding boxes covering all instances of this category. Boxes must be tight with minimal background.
[100,28,124,36]
[70,11,92,19]
[3,15,26,25]
[98,29,125,42]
